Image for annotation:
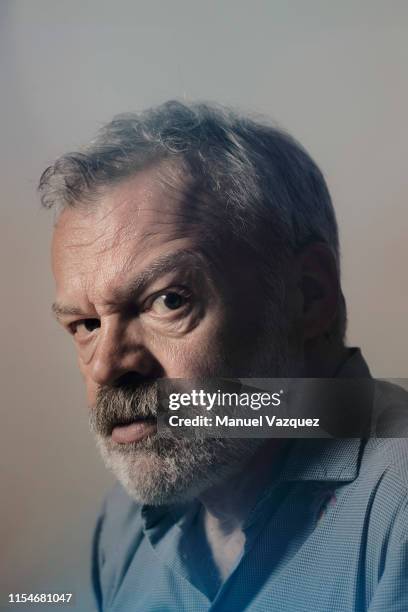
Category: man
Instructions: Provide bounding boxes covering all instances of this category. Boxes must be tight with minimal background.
[40,101,408,611]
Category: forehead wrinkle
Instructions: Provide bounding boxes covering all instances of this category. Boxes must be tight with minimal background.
[97,199,190,254]
[63,228,113,250]
[94,169,187,227]
[58,174,200,254]
[55,207,123,253]
[92,191,140,224]
[109,205,192,260]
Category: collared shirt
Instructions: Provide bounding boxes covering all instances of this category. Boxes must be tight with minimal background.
[91,350,408,611]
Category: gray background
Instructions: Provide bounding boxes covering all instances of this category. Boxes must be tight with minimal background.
[1,1,407,610]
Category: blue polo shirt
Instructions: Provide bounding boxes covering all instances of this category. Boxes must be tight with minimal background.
[91,352,408,611]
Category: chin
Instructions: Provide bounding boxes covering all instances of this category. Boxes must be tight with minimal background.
[94,433,262,506]
[95,436,212,506]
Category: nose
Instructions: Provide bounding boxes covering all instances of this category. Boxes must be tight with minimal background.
[89,316,159,386]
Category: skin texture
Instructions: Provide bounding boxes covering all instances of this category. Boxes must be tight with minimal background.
[52,168,283,400]
[51,161,345,582]
[51,173,228,401]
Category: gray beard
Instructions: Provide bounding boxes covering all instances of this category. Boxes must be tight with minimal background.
[90,383,266,505]
[89,310,293,506]
[95,430,264,506]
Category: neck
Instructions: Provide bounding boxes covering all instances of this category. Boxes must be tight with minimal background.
[301,337,349,377]
[197,439,286,582]
[198,439,285,533]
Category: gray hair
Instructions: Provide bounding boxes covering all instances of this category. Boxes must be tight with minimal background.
[38,100,346,340]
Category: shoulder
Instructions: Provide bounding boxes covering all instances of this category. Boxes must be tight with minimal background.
[361,437,408,495]
[357,430,408,559]
[102,481,142,524]
[97,482,145,558]
[366,380,408,488]
[92,483,145,610]
[360,435,408,608]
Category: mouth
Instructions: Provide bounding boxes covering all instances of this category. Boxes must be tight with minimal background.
[110,416,157,444]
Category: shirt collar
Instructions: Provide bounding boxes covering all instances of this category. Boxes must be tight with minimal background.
[277,438,363,482]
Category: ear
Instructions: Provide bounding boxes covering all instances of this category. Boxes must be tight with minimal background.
[295,243,340,341]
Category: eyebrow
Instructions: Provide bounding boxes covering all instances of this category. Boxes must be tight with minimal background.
[52,303,87,319]
[52,249,208,321]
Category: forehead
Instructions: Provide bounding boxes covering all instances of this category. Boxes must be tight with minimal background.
[52,164,195,301]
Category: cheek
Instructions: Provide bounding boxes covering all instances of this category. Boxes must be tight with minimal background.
[76,353,98,408]
[86,384,97,409]
[147,319,228,378]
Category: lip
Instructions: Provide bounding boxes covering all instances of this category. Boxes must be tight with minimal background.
[111,418,157,444]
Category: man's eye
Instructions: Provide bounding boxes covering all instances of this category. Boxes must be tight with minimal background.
[70,318,101,336]
[150,291,189,316]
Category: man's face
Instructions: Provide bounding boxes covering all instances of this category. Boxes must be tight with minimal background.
[52,164,293,505]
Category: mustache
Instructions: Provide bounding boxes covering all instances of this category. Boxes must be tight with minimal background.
[89,381,159,437]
